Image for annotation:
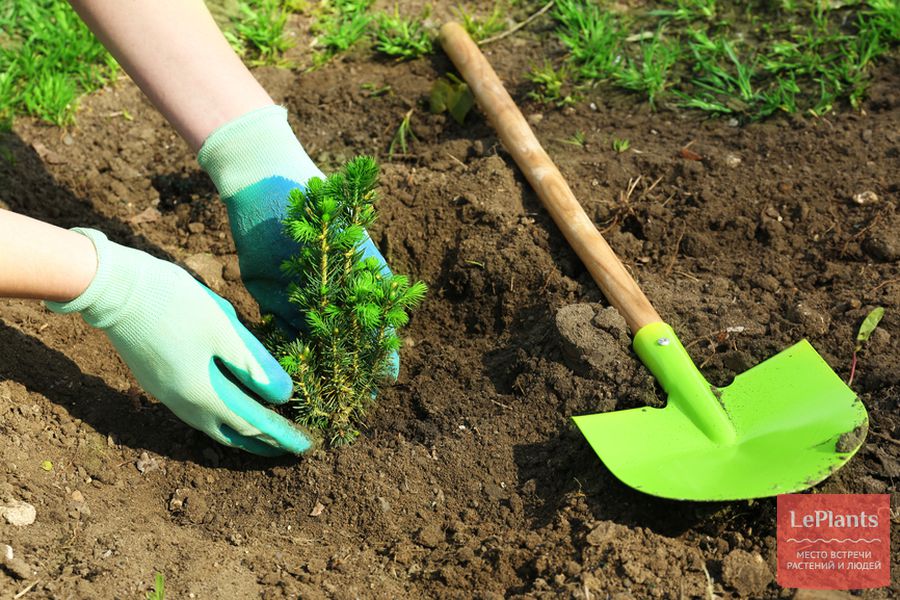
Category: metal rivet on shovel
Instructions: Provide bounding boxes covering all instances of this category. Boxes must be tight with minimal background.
[439,23,868,501]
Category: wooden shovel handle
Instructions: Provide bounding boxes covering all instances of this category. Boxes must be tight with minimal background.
[439,22,661,333]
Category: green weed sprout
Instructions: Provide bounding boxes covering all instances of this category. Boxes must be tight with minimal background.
[649,0,717,22]
[563,130,587,148]
[231,0,294,65]
[848,306,885,387]
[388,109,418,159]
[430,73,474,124]
[146,573,165,600]
[374,9,433,60]
[271,156,427,446]
[453,3,507,41]
[615,34,679,107]
[527,60,577,107]
[0,0,118,127]
[313,0,374,64]
[612,137,630,153]
[553,0,626,81]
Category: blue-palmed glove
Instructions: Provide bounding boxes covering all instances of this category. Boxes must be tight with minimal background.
[46,229,313,456]
[198,105,399,378]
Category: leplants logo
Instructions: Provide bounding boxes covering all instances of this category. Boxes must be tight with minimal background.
[777,494,890,590]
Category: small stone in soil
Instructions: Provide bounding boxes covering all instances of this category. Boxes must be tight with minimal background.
[136,452,158,474]
[0,499,36,526]
[724,154,742,167]
[128,206,161,225]
[852,190,878,205]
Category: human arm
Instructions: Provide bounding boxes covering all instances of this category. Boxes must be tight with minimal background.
[0,210,312,455]
[68,0,398,378]
[0,209,97,301]
[67,0,271,152]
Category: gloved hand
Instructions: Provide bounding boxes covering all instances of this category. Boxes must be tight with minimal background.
[45,228,313,456]
[198,105,398,378]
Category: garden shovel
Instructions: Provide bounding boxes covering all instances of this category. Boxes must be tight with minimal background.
[440,22,869,501]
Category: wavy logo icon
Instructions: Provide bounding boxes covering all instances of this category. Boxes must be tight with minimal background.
[777,494,890,590]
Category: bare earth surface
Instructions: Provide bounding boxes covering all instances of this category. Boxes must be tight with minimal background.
[1,6,898,599]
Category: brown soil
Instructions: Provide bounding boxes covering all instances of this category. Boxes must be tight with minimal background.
[1,6,898,599]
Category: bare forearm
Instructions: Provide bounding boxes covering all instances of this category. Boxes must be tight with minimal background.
[68,0,273,151]
[0,210,97,302]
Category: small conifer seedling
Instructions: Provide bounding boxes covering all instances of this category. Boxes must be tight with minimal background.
[269,156,426,447]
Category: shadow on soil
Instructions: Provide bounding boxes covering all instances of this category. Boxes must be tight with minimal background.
[0,320,296,473]
[0,130,175,261]
[512,427,729,538]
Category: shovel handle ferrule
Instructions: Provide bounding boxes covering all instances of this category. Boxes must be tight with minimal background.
[439,22,662,333]
[633,323,737,445]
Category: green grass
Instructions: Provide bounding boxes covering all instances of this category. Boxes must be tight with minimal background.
[563,130,587,147]
[227,0,294,65]
[615,32,680,107]
[0,0,118,127]
[649,0,717,22]
[612,137,630,153]
[374,8,433,60]
[312,0,374,64]
[453,3,508,41]
[548,0,900,120]
[554,0,627,81]
[0,0,303,128]
[388,109,417,158]
[527,60,578,106]
[7,1,895,130]
[146,573,165,600]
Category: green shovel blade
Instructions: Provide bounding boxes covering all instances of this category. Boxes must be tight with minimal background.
[573,323,869,501]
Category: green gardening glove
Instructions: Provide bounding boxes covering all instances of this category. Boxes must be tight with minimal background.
[45,229,312,456]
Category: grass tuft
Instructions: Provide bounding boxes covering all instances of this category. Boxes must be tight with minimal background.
[554,0,627,81]
[0,0,118,127]
[312,0,374,64]
[453,3,508,41]
[388,109,417,159]
[374,8,433,60]
[615,32,680,107]
[145,573,165,600]
[527,60,578,106]
[228,0,294,65]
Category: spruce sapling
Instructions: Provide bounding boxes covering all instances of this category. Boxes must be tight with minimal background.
[270,156,426,446]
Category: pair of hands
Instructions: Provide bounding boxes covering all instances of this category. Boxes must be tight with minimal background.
[50,174,392,456]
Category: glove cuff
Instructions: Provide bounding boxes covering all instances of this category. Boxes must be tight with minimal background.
[44,228,139,330]
[197,104,322,199]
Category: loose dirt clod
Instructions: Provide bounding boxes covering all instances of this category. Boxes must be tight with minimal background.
[722,549,774,597]
[555,304,628,376]
[836,423,868,453]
